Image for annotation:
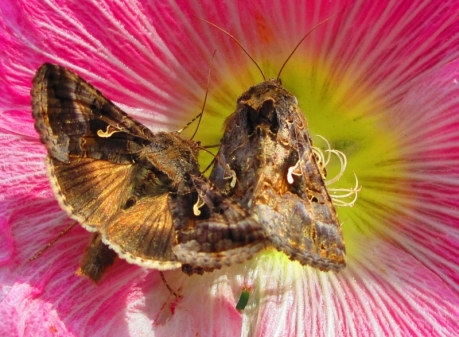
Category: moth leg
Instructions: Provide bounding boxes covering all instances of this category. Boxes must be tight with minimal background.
[159,271,181,298]
[77,232,117,283]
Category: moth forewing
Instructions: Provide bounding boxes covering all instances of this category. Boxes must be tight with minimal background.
[172,176,266,273]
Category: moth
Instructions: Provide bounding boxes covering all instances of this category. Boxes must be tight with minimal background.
[31,63,266,282]
[210,79,346,271]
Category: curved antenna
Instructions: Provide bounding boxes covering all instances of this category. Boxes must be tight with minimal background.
[194,16,266,81]
[190,49,217,140]
[277,11,343,80]
[197,145,221,173]
[201,143,220,149]
[198,146,236,190]
[178,49,217,140]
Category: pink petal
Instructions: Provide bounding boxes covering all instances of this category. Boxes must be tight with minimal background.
[353,58,459,293]
[2,0,459,336]
[229,235,459,336]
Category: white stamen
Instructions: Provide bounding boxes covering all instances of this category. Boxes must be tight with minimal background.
[329,173,361,207]
[313,134,360,208]
[324,149,347,185]
[315,135,332,165]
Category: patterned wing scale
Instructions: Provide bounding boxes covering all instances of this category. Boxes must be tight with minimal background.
[32,63,155,164]
[171,177,266,273]
[47,157,138,232]
[102,194,180,270]
[31,64,184,276]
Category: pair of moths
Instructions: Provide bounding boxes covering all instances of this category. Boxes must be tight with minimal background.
[31,63,345,282]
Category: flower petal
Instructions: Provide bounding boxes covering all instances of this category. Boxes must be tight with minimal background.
[2,0,459,336]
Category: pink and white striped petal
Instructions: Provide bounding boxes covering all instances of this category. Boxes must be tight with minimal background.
[2,0,459,336]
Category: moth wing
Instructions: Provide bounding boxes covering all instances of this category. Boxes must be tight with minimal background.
[258,111,346,271]
[49,156,180,270]
[172,176,266,272]
[32,63,155,164]
[47,156,143,232]
[255,191,346,272]
[101,193,180,270]
[32,63,187,271]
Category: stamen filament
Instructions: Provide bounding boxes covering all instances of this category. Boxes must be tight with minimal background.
[313,135,360,207]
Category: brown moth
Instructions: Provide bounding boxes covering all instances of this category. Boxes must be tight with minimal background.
[210,79,346,271]
[31,63,266,282]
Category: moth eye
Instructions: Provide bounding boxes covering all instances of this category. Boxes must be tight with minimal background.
[125,196,137,209]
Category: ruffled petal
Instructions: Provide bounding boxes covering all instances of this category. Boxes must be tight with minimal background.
[2,0,459,336]
[353,58,459,292]
[238,237,459,336]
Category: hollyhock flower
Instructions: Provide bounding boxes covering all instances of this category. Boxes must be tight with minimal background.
[1,0,459,335]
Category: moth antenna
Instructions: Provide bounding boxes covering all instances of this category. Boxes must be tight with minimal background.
[29,221,78,261]
[192,49,217,140]
[276,11,343,80]
[177,112,201,134]
[198,146,217,158]
[201,143,220,149]
[178,49,217,138]
[198,146,217,174]
[198,146,236,187]
[194,16,266,81]
[159,271,181,298]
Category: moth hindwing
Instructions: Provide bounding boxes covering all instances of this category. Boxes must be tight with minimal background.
[31,63,266,282]
[210,79,345,272]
